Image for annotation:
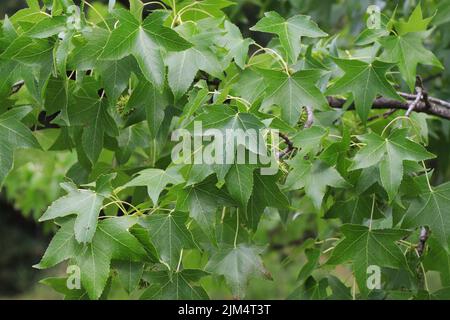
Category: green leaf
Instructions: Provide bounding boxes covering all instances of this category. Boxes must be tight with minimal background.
[225,163,255,208]
[77,216,147,299]
[76,241,111,300]
[121,167,184,205]
[221,20,252,69]
[291,126,328,156]
[176,176,234,240]
[250,11,327,62]
[189,105,266,156]
[67,79,118,164]
[40,277,88,300]
[114,260,144,294]
[326,58,402,122]
[285,157,350,209]
[205,244,270,298]
[326,194,384,224]
[0,106,41,186]
[139,212,195,270]
[394,4,434,36]
[297,248,321,283]
[100,9,191,89]
[246,173,289,230]
[327,224,410,296]
[34,218,82,269]
[423,238,450,286]
[260,69,328,125]
[25,15,67,38]
[39,182,104,244]
[350,129,435,201]
[141,269,209,300]
[175,0,234,20]
[231,68,266,104]
[288,276,328,299]
[379,33,443,91]
[69,26,110,71]
[97,57,133,104]
[402,182,450,251]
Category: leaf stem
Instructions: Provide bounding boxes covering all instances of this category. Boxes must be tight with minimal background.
[83,0,111,32]
[421,161,433,192]
[234,209,239,248]
[249,43,290,75]
[369,194,375,231]
[176,248,184,272]
[143,1,168,10]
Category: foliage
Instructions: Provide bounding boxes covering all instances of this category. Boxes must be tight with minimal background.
[2,0,450,300]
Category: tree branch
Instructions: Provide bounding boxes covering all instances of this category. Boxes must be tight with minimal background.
[304,106,314,128]
[327,94,450,120]
[277,132,295,159]
[406,87,423,117]
[417,227,429,256]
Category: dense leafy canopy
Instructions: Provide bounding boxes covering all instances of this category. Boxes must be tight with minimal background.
[2,0,450,300]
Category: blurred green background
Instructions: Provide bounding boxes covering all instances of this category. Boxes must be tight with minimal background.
[1,0,450,300]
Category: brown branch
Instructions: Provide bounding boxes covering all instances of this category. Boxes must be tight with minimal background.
[277,132,295,159]
[367,108,397,122]
[406,87,423,117]
[11,80,24,94]
[327,95,450,120]
[398,92,450,110]
[417,227,429,256]
[304,106,314,128]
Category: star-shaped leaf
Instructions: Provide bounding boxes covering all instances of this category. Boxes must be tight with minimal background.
[326,194,384,224]
[379,33,443,91]
[100,9,191,89]
[0,106,41,186]
[67,78,118,164]
[246,173,289,230]
[39,182,105,244]
[402,182,450,251]
[285,157,350,209]
[140,269,209,300]
[250,11,327,62]
[121,167,184,205]
[176,177,234,241]
[225,163,255,208]
[350,129,435,201]
[327,224,410,296]
[220,20,252,69]
[188,105,266,156]
[326,58,403,122]
[166,20,225,100]
[34,218,83,269]
[77,216,147,299]
[205,244,271,298]
[260,69,328,125]
[138,212,196,270]
[394,4,434,36]
[37,216,147,299]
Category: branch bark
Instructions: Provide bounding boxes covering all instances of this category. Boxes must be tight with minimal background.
[327,95,450,120]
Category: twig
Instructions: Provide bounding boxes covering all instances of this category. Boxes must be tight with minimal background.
[417,227,429,257]
[277,132,296,159]
[398,92,450,109]
[367,108,397,122]
[304,106,314,128]
[327,96,450,120]
[11,80,24,94]
[406,87,423,117]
